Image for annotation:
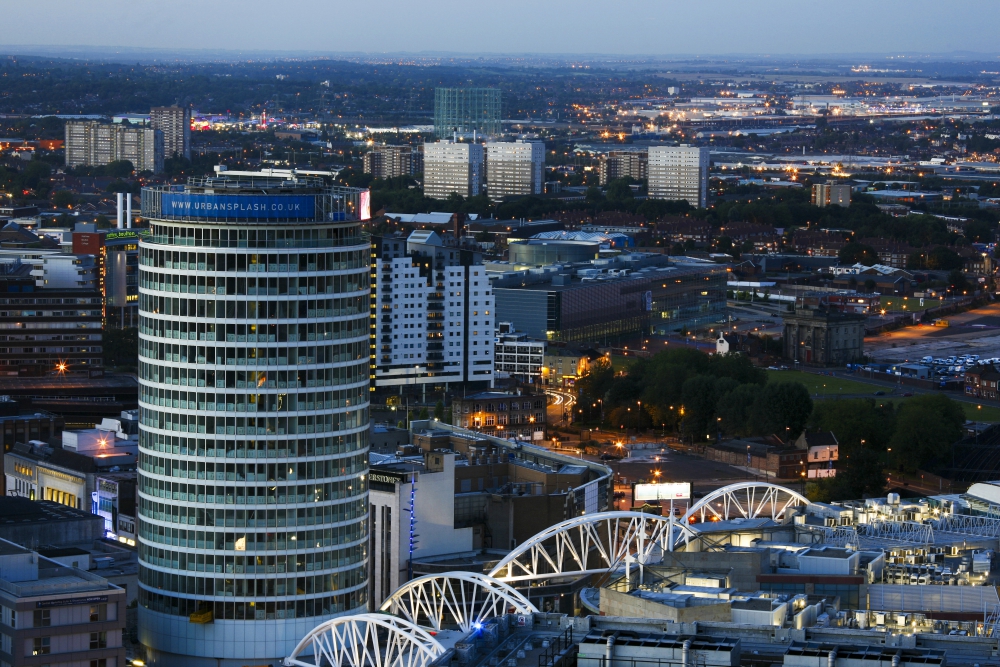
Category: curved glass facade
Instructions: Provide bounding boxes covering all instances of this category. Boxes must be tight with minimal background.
[136,179,370,666]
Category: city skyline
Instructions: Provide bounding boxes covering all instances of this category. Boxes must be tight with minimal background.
[4,0,1000,58]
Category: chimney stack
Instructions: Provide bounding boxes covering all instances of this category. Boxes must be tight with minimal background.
[452,212,466,243]
[116,193,124,229]
[126,194,132,229]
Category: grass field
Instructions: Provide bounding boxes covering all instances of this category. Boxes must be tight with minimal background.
[767,369,1000,422]
[766,369,879,395]
[880,296,941,312]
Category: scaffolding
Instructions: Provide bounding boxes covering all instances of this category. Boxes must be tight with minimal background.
[434,88,502,139]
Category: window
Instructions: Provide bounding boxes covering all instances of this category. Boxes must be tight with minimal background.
[90,604,107,622]
[91,660,108,667]
[34,610,50,627]
[90,632,107,649]
[33,637,50,655]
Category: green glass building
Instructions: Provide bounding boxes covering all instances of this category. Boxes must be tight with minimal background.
[434,88,502,139]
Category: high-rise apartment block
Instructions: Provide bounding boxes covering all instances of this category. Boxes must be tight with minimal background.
[363,145,414,180]
[434,88,501,139]
[599,150,648,185]
[812,182,852,208]
[65,121,164,173]
[648,145,710,208]
[423,141,484,199]
[136,173,371,666]
[484,140,545,200]
[150,106,191,160]
[371,230,494,388]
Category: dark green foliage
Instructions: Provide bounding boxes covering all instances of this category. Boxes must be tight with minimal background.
[889,395,965,474]
[839,242,879,265]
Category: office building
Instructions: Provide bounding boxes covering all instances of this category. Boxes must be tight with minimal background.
[542,348,594,387]
[493,259,728,342]
[599,150,648,185]
[493,326,545,384]
[368,450,474,608]
[72,227,141,329]
[363,145,414,180]
[0,262,103,377]
[136,173,371,666]
[64,121,163,173]
[451,391,546,441]
[812,182,852,208]
[150,106,191,160]
[484,140,545,200]
[0,536,127,667]
[433,88,502,139]
[4,414,138,511]
[371,230,494,388]
[423,141,484,199]
[648,145,710,208]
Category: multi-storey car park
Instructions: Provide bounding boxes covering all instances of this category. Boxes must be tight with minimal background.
[135,172,371,667]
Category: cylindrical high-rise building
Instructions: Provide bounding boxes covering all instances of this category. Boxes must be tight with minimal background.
[136,173,371,666]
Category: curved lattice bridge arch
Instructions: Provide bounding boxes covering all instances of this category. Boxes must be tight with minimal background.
[283,613,445,667]
[682,482,808,524]
[487,510,696,583]
[379,572,538,632]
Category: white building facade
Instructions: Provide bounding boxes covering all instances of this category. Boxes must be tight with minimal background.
[136,176,371,667]
[368,452,473,608]
[372,232,494,388]
[423,141,484,199]
[648,145,710,208]
[485,140,545,200]
[494,330,545,383]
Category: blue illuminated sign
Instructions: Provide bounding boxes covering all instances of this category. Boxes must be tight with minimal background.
[161,193,315,219]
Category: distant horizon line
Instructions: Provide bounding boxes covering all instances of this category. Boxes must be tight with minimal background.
[3,44,1000,64]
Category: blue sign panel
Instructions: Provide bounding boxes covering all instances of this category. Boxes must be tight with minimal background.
[161,193,315,219]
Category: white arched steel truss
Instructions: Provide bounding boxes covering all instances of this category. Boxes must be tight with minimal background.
[487,511,696,582]
[682,482,808,524]
[379,572,538,632]
[284,613,445,667]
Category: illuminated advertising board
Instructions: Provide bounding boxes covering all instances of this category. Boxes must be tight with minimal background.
[360,190,371,220]
[161,193,316,219]
[634,482,691,502]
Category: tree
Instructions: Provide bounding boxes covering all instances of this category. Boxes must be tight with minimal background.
[889,395,964,473]
[948,269,971,294]
[809,398,895,500]
[838,242,878,265]
[605,178,634,203]
[680,375,720,438]
[748,382,813,439]
[863,278,877,293]
[716,384,758,437]
[52,190,75,208]
[434,400,444,421]
[95,215,112,229]
[585,186,604,204]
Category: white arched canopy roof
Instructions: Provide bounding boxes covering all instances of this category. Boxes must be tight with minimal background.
[682,482,808,524]
[379,572,538,632]
[487,510,696,582]
[284,613,445,667]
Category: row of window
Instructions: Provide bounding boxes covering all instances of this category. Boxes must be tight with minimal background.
[139,363,368,391]
[32,632,108,656]
[139,521,366,554]
[140,547,360,577]
[140,341,366,368]
[140,587,366,621]
[138,430,365,459]
[140,563,366,598]
[139,293,367,320]
[461,400,543,412]
[139,407,368,436]
[468,413,543,426]
[140,317,367,344]
[139,386,367,414]
[140,272,367,297]
[139,494,366,526]
[143,229,365,256]
[140,454,367,484]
